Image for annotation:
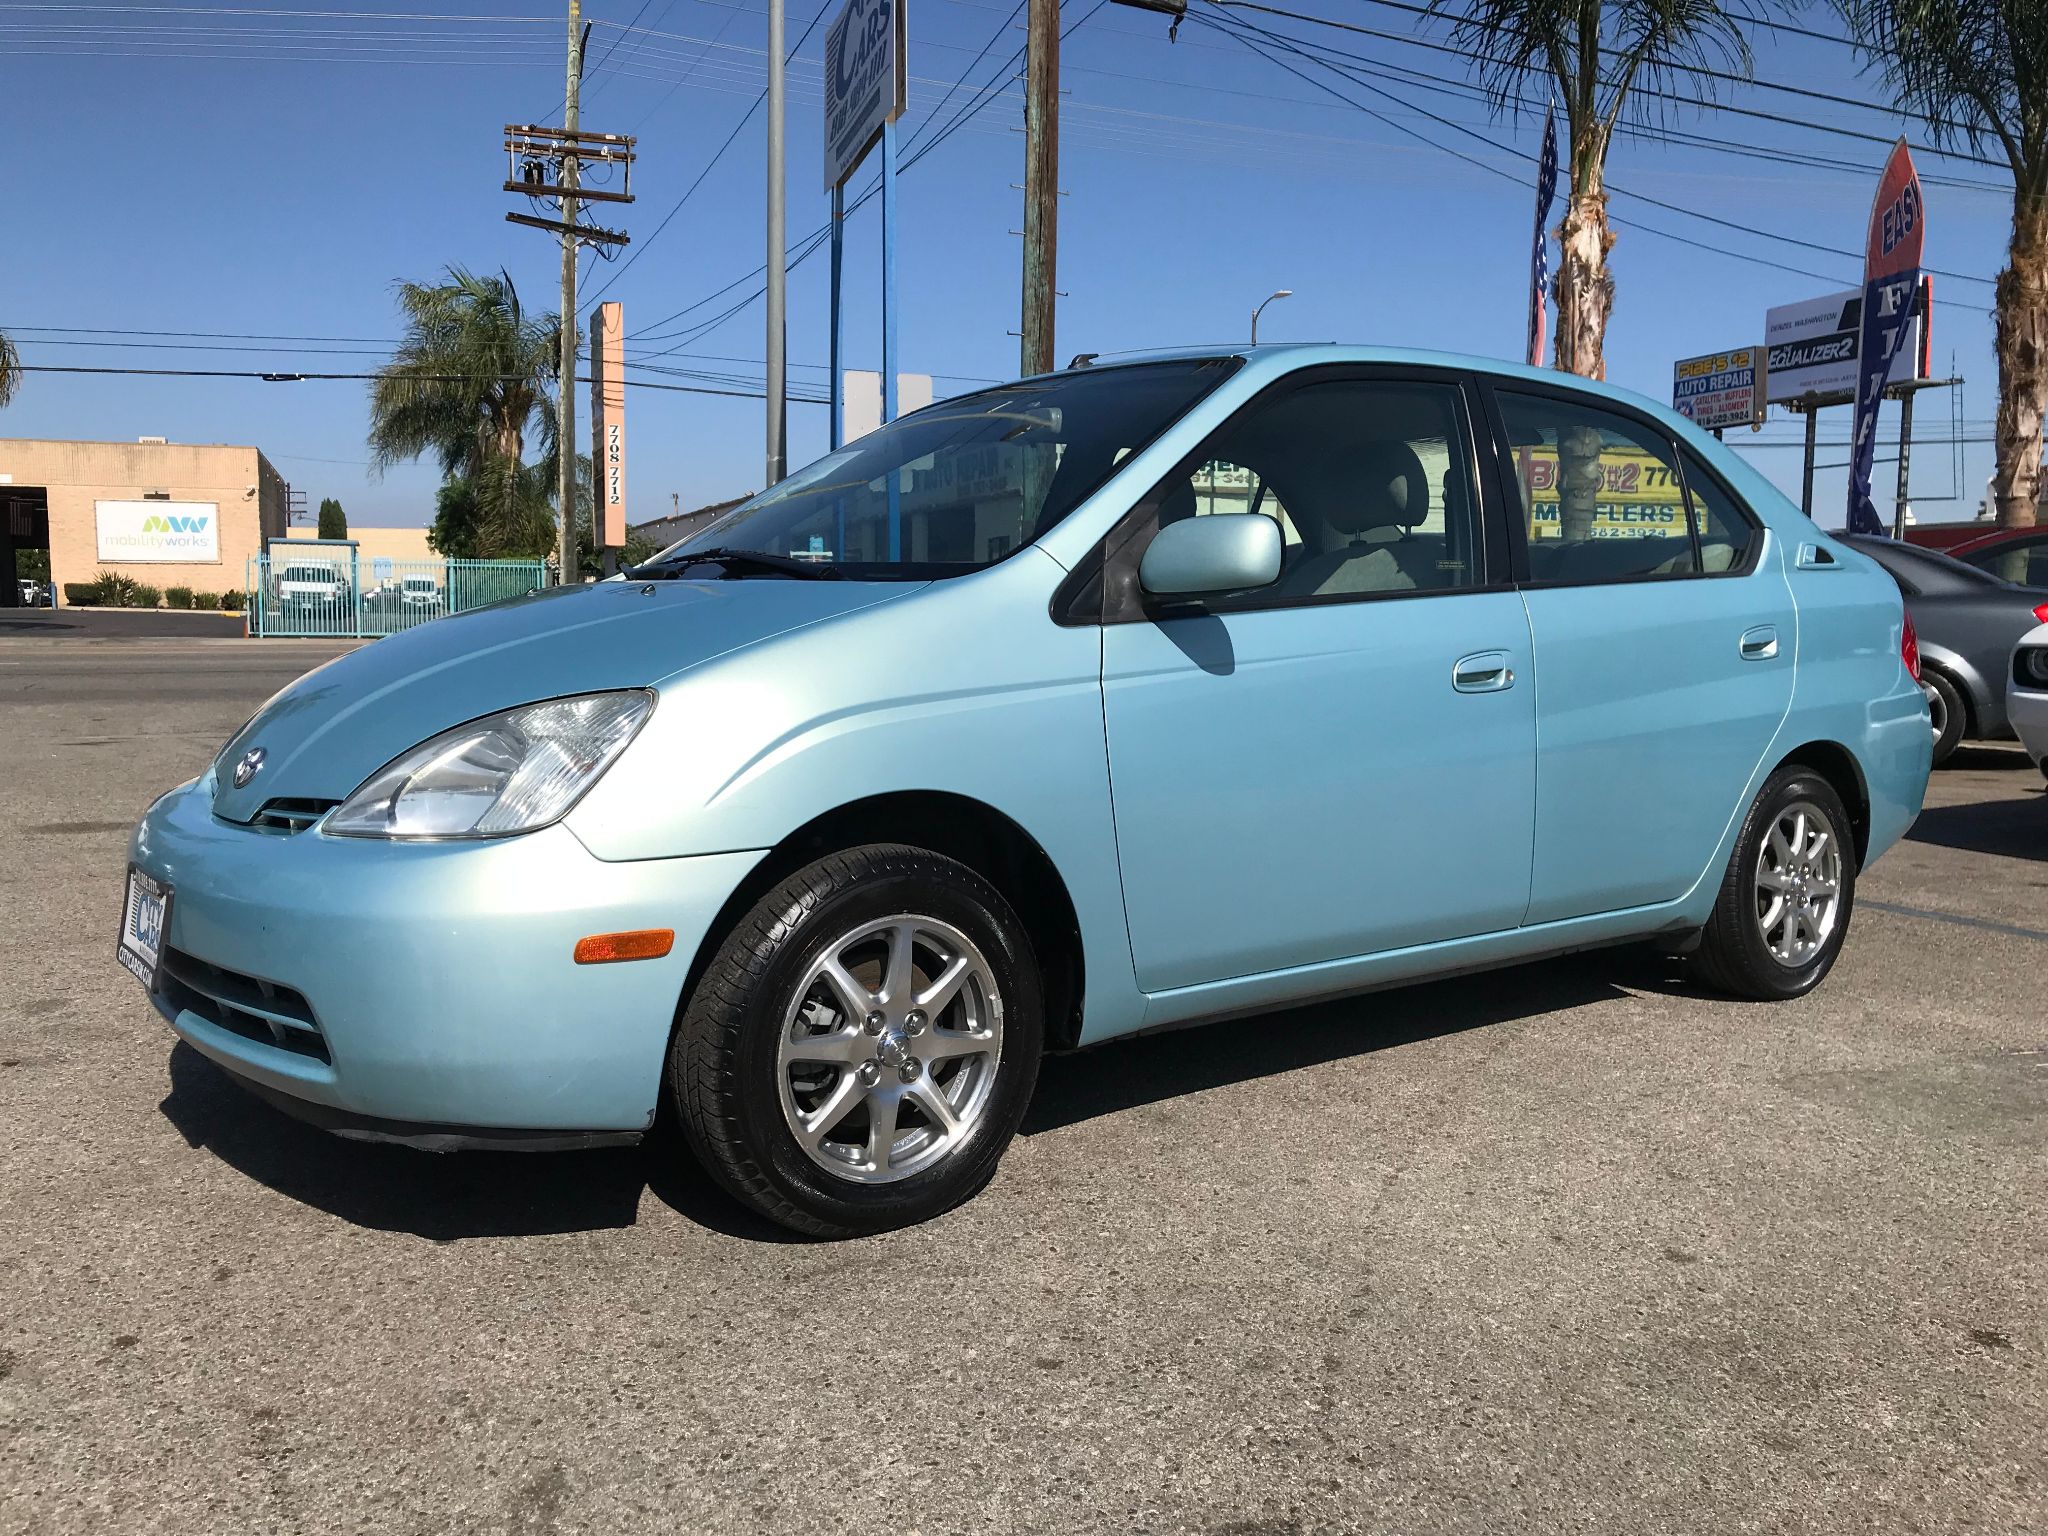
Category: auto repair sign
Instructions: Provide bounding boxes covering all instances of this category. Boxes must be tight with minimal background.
[95,500,220,563]
[823,0,905,191]
[1672,347,1765,432]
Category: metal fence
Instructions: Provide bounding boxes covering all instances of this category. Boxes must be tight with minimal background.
[244,553,548,639]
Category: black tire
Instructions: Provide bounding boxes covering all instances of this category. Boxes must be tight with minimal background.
[1921,668,1966,768]
[666,843,1044,1238]
[1691,765,1858,1001]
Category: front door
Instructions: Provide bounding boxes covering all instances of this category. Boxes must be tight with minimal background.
[1488,385,1797,924]
[1098,372,1537,994]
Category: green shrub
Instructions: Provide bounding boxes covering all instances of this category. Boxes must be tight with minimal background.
[128,583,162,609]
[86,573,133,607]
[165,586,194,610]
[62,583,98,607]
[193,591,223,611]
[215,590,241,612]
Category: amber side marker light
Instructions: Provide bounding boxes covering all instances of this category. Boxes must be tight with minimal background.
[573,929,675,964]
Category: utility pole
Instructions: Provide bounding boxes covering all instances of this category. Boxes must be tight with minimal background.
[765,0,788,486]
[1019,0,1059,376]
[558,0,583,584]
[502,46,633,584]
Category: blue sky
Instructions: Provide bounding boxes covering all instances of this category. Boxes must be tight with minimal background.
[0,0,2018,528]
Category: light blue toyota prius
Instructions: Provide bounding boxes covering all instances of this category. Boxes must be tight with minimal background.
[122,346,1931,1235]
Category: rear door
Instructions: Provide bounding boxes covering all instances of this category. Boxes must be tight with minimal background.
[1485,383,1795,924]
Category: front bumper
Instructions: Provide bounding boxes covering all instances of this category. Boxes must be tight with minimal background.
[2009,681,2048,777]
[131,778,764,1133]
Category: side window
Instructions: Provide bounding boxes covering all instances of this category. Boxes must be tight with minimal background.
[1680,452,1760,573]
[1148,378,1483,604]
[1497,391,1696,582]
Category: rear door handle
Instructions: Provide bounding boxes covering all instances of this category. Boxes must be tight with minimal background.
[1739,625,1780,661]
[1453,651,1515,692]
[1796,543,1840,570]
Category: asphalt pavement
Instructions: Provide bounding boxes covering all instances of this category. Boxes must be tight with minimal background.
[2,634,2043,1535]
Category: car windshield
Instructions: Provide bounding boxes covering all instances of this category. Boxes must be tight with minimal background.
[282,566,334,583]
[646,358,1236,579]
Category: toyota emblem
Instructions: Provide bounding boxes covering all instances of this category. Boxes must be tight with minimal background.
[232,746,267,789]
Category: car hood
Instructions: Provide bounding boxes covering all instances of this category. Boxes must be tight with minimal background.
[209,577,919,822]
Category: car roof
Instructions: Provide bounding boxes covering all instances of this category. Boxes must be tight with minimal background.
[1017,342,1685,417]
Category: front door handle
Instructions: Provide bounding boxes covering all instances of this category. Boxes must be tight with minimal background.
[1739,624,1780,661]
[1453,651,1515,693]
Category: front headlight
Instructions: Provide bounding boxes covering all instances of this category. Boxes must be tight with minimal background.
[325,690,653,839]
[2019,647,2048,691]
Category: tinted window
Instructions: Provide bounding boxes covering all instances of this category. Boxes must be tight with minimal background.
[1498,391,1695,581]
[1961,534,2048,588]
[1146,379,1482,603]
[652,359,1235,580]
[1680,452,1759,572]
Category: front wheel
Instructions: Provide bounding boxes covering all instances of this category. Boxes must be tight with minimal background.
[1691,766,1857,1000]
[667,844,1044,1237]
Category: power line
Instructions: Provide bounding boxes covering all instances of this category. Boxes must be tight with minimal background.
[11,361,833,401]
[1199,7,1998,309]
[574,0,831,313]
[1206,0,2008,170]
[623,0,1043,342]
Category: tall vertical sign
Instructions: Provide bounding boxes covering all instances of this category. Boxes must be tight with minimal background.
[823,0,906,446]
[1846,139,1924,536]
[590,300,627,570]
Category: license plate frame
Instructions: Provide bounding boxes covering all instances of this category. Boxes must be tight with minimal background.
[117,866,172,992]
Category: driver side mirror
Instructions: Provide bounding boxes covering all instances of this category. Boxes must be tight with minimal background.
[1138,513,1282,598]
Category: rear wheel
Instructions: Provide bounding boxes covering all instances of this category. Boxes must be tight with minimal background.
[667,844,1043,1237]
[1921,668,1965,767]
[1691,766,1856,1000]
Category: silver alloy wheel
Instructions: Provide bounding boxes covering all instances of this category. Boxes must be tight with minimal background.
[1754,799,1844,968]
[776,914,1004,1184]
[1921,679,1947,745]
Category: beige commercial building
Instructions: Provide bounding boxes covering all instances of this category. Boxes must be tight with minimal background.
[281,523,434,564]
[1,437,288,605]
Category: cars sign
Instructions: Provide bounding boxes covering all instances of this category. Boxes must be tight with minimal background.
[823,0,905,191]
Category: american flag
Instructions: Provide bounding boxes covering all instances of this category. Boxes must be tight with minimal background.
[1528,108,1558,368]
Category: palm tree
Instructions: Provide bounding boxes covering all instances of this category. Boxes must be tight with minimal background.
[1432,0,1750,382]
[1838,0,2043,548]
[369,267,566,559]
[0,328,21,408]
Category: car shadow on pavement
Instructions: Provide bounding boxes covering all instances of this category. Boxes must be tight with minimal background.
[1022,951,1635,1136]
[159,953,1644,1241]
[1907,788,2048,863]
[158,1043,803,1244]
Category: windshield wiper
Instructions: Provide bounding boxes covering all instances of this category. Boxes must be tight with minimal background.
[631,547,840,580]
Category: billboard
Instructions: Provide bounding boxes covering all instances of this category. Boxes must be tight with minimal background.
[95,500,219,563]
[1672,346,1766,431]
[823,0,906,191]
[1765,279,1929,404]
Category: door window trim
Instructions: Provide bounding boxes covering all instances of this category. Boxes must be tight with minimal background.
[1476,377,1764,590]
[1053,363,1515,627]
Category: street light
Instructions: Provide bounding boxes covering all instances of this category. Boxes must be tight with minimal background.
[1251,289,1292,345]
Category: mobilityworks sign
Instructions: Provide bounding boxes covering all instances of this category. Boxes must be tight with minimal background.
[95,500,221,563]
